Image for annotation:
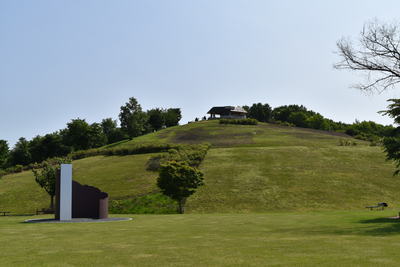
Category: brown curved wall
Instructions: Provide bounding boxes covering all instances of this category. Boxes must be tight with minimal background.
[55,173,108,219]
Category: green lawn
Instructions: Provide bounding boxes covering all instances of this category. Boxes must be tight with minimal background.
[1,211,400,266]
[188,145,397,212]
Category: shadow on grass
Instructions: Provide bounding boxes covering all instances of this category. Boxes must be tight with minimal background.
[324,217,400,236]
[354,217,400,236]
[269,216,400,237]
[359,217,399,224]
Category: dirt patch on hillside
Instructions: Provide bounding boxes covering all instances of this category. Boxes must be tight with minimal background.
[258,123,351,138]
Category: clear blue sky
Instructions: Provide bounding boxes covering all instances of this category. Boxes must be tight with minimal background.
[2,0,400,147]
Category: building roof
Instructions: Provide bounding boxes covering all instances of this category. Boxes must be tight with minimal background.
[207,106,247,115]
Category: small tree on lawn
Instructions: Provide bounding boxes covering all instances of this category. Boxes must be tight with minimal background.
[157,161,204,214]
[32,158,71,210]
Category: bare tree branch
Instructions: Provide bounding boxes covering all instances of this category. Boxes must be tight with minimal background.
[335,20,400,92]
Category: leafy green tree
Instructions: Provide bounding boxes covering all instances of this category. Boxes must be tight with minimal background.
[344,119,394,141]
[147,108,165,131]
[306,114,329,130]
[61,119,92,151]
[288,112,309,128]
[101,118,128,144]
[88,123,107,148]
[378,99,400,174]
[157,161,204,214]
[164,108,182,127]
[248,103,272,122]
[0,140,9,168]
[272,105,310,122]
[61,119,106,150]
[29,133,70,163]
[9,137,31,166]
[119,97,148,138]
[108,128,129,144]
[101,118,118,143]
[32,158,71,210]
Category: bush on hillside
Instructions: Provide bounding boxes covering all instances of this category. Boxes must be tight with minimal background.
[146,144,210,171]
[69,144,179,160]
[273,120,295,127]
[219,118,258,125]
[0,157,72,178]
[338,139,357,146]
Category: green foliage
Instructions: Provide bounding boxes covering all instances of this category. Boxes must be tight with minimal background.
[109,193,177,214]
[31,158,71,209]
[345,120,393,140]
[119,97,148,138]
[88,122,108,148]
[61,119,91,150]
[164,108,182,127]
[157,161,204,213]
[380,99,400,124]
[247,103,272,122]
[32,158,71,192]
[8,137,31,166]
[168,144,210,167]
[376,99,400,175]
[272,105,311,122]
[306,114,329,130]
[6,164,24,174]
[382,136,400,175]
[29,133,70,163]
[101,118,117,138]
[69,143,180,160]
[219,118,258,125]
[274,120,295,127]
[61,119,107,151]
[146,144,210,171]
[0,157,73,178]
[101,118,129,144]
[0,140,9,168]
[147,108,165,131]
[288,112,309,127]
[338,139,357,146]
[32,163,57,198]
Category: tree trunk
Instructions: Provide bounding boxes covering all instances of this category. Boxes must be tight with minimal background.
[50,195,54,211]
[178,198,187,214]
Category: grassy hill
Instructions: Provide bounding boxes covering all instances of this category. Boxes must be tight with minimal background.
[0,120,398,214]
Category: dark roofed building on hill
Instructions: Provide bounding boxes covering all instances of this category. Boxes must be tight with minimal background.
[207,106,247,119]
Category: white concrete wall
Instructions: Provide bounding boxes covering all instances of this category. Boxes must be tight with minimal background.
[59,164,72,220]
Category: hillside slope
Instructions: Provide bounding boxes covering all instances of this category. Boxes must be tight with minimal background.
[0,121,397,213]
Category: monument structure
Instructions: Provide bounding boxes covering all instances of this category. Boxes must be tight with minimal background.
[55,164,108,220]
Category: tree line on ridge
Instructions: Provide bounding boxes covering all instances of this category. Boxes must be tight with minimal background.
[0,97,181,170]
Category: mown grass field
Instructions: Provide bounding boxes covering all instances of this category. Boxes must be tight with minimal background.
[1,211,400,266]
[0,120,397,214]
[187,145,398,212]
